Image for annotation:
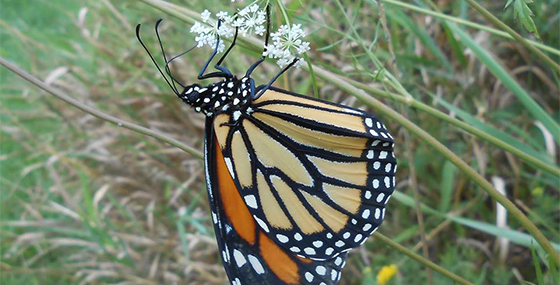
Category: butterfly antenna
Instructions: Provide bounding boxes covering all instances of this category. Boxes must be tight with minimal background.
[166,44,197,68]
[136,23,180,95]
[155,19,186,93]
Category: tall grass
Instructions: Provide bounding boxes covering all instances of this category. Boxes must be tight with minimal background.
[1,0,558,284]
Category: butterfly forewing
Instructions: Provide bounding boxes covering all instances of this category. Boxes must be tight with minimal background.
[212,88,397,261]
[205,120,348,284]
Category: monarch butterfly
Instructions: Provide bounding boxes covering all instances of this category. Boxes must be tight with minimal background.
[136,8,396,285]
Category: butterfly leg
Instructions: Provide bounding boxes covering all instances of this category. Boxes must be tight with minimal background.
[253,57,299,99]
[244,5,271,77]
[198,19,230,80]
[213,23,239,74]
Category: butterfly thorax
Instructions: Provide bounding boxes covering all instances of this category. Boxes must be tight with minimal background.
[179,76,255,119]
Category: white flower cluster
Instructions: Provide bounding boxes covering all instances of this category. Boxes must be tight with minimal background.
[191,5,310,68]
[264,24,310,68]
[234,4,266,36]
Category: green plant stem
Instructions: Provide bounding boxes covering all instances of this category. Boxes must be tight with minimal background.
[462,0,560,73]
[0,57,204,160]
[373,233,474,285]
[138,0,560,265]
[380,0,560,57]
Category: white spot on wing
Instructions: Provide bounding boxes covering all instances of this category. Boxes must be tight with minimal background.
[233,110,242,121]
[248,255,265,274]
[244,195,258,209]
[334,257,342,266]
[362,209,371,219]
[224,157,235,179]
[376,193,385,203]
[331,269,337,280]
[385,163,392,173]
[354,234,363,243]
[379,151,388,159]
[277,234,289,243]
[254,215,269,232]
[304,247,316,255]
[373,179,380,189]
[305,272,314,282]
[233,250,246,267]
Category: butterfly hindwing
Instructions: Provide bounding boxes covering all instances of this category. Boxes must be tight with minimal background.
[205,118,348,284]
[212,88,397,262]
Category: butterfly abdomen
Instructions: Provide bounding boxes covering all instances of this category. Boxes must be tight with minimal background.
[179,76,256,118]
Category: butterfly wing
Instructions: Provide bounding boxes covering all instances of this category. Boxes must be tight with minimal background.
[205,118,348,285]
[212,88,397,261]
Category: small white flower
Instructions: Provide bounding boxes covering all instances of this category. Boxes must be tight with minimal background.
[190,10,235,52]
[201,9,211,23]
[216,11,234,24]
[234,4,266,37]
[264,24,310,68]
[254,25,265,36]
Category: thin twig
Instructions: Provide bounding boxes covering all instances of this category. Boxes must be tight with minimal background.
[0,57,203,160]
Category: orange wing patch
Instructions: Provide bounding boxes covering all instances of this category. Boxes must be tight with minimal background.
[216,137,256,245]
[259,232,300,284]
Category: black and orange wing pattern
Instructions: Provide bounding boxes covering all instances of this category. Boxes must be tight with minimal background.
[205,119,348,285]
[205,87,396,284]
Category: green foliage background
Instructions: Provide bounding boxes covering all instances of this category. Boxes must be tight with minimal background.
[1,0,558,284]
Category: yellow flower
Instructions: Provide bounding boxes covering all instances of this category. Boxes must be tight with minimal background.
[376,264,398,285]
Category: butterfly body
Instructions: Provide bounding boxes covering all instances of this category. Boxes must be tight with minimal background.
[180,76,255,119]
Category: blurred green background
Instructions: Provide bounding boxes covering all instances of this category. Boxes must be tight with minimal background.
[1,0,559,284]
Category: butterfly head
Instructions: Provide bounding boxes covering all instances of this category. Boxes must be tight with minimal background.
[180,76,255,117]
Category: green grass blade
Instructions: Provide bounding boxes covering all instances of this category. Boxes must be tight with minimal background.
[439,161,456,212]
[448,23,560,143]
[392,191,560,252]
[431,92,554,167]
[532,243,545,285]
[386,7,453,72]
